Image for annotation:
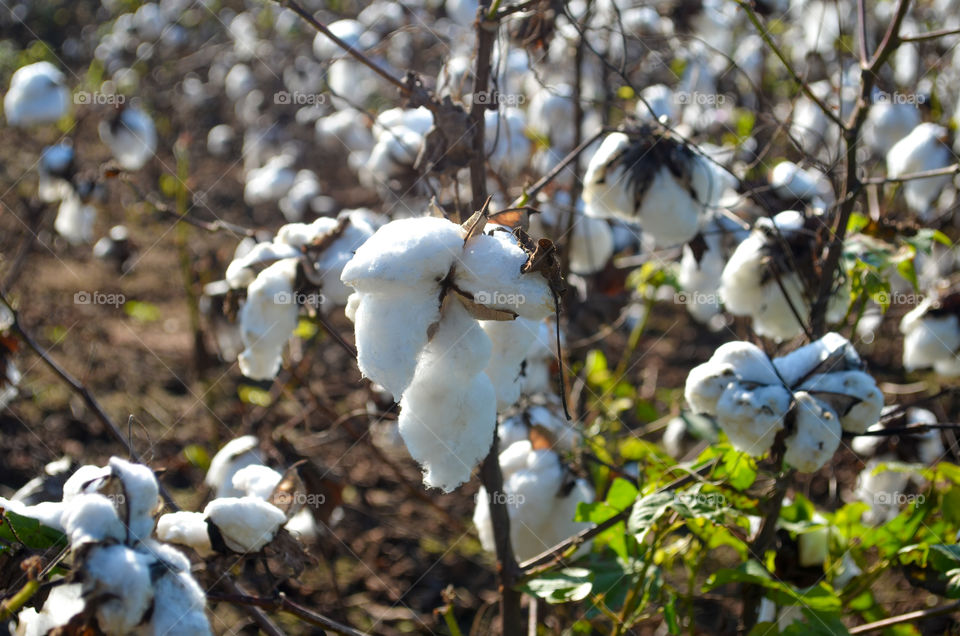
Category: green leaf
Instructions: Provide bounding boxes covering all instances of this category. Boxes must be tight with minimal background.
[183,444,210,470]
[522,567,593,604]
[605,478,639,511]
[628,491,674,543]
[123,300,161,323]
[0,509,67,551]
[846,212,870,234]
[896,258,919,290]
[238,385,272,406]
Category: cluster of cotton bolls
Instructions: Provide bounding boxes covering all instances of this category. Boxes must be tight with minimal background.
[341,214,557,491]
[157,436,318,555]
[685,333,884,472]
[719,210,848,342]
[223,210,382,380]
[853,407,945,523]
[1,458,211,636]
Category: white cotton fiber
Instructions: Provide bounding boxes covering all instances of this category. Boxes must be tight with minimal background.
[900,298,960,375]
[518,320,556,395]
[231,464,282,500]
[582,133,633,220]
[684,361,737,414]
[204,497,287,552]
[710,341,780,385]
[481,318,539,410]
[457,231,555,320]
[156,511,213,556]
[237,258,300,380]
[783,392,842,472]
[0,497,65,531]
[715,384,791,455]
[797,370,883,433]
[568,215,615,275]
[856,455,912,523]
[108,457,159,543]
[54,193,96,245]
[16,583,84,636]
[83,544,154,634]
[62,494,125,547]
[636,164,703,247]
[225,242,301,289]
[773,332,854,386]
[205,435,262,496]
[62,465,111,502]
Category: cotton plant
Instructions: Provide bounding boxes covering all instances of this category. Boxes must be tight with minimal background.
[853,407,945,523]
[341,212,558,491]
[473,439,594,562]
[4,458,211,636]
[685,333,884,472]
[581,130,736,248]
[720,210,848,342]
[224,211,380,380]
[899,292,960,376]
[3,61,71,127]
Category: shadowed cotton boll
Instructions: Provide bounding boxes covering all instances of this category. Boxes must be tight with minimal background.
[155,511,213,556]
[4,62,70,127]
[237,258,299,380]
[886,123,955,218]
[244,154,296,205]
[38,143,75,203]
[481,318,540,410]
[582,132,735,247]
[15,583,85,636]
[82,544,155,633]
[473,440,593,561]
[99,106,157,171]
[676,214,744,326]
[782,392,841,473]
[900,294,960,375]
[206,123,235,157]
[206,436,262,496]
[863,100,921,156]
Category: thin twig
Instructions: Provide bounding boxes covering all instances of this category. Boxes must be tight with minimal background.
[510,129,606,208]
[848,599,960,634]
[863,163,960,185]
[899,26,960,42]
[209,589,364,636]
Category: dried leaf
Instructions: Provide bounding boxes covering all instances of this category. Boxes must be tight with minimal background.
[528,424,556,450]
[268,463,307,520]
[453,290,518,321]
[461,196,493,243]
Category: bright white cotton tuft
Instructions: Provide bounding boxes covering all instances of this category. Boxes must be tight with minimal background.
[783,392,842,472]
[156,511,213,557]
[237,258,300,380]
[205,435,262,496]
[82,544,154,634]
[4,62,70,127]
[204,496,287,552]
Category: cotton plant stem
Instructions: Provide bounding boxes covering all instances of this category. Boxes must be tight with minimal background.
[210,587,364,636]
[848,599,960,633]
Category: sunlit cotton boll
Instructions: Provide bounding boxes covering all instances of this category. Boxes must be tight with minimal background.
[203,496,287,552]
[155,511,213,557]
[279,170,322,222]
[473,440,593,561]
[15,583,85,636]
[244,154,296,205]
[484,108,531,177]
[54,192,96,245]
[481,317,540,410]
[82,544,154,633]
[900,295,960,376]
[4,62,70,127]
[205,435,262,497]
[99,106,157,171]
[886,123,955,218]
[237,258,300,380]
[715,383,792,455]
[863,100,921,156]
[568,215,615,275]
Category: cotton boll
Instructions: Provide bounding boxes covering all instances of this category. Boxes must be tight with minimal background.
[678,235,725,324]
[886,123,954,218]
[856,455,912,523]
[528,85,575,149]
[224,63,256,101]
[362,126,422,191]
[351,288,445,399]
[83,544,154,633]
[99,106,157,171]
[769,161,832,207]
[312,20,376,61]
[797,371,883,433]
[38,144,75,203]
[204,497,287,552]
[62,465,112,502]
[244,155,296,205]
[636,165,703,247]
[518,320,556,395]
[636,84,676,123]
[481,318,539,410]
[225,241,301,289]
[16,583,84,636]
[568,216,614,275]
[54,192,96,245]
[300,214,377,307]
[147,563,212,636]
[715,384,791,455]
[4,62,70,127]
[231,464,282,500]
[206,124,235,157]
[684,361,737,414]
[783,392,841,473]
[315,109,375,157]
[156,511,213,556]
[108,457,159,543]
[710,341,780,385]
[457,231,555,320]
[863,101,921,156]
[284,508,319,541]
[237,258,299,380]
[278,170,321,222]
[205,435,262,496]
[62,494,125,547]
[484,108,531,177]
[582,132,634,219]
[374,107,435,139]
[773,332,858,386]
[900,297,960,374]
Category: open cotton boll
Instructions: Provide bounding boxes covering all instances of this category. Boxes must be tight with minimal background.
[715,384,791,454]
[711,341,780,385]
[481,318,539,410]
[312,19,376,61]
[342,217,464,291]
[684,362,737,415]
[4,62,70,127]
[62,494,125,547]
[83,544,154,634]
[54,192,96,245]
[362,126,422,190]
[156,511,213,556]
[205,435,261,496]
[783,392,841,473]
[636,84,676,123]
[108,457,158,543]
[279,170,322,222]
[38,143,75,203]
[99,106,157,171]
[398,301,496,491]
[244,155,297,206]
[237,258,299,380]
[772,332,855,385]
[887,123,954,217]
[225,241,301,289]
[568,215,614,275]
[900,297,960,374]
[16,583,84,636]
[863,101,920,156]
[0,497,64,531]
[315,109,374,157]
[304,214,378,307]
[582,132,634,219]
[284,508,319,542]
[204,497,287,552]
[769,161,832,207]
[796,371,883,433]
[62,465,111,502]
[457,231,555,320]
[231,464,282,500]
[678,234,725,324]
[528,84,575,149]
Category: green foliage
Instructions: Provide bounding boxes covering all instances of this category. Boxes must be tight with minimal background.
[0,509,66,553]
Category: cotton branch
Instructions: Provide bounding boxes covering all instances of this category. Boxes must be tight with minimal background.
[208,590,365,636]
